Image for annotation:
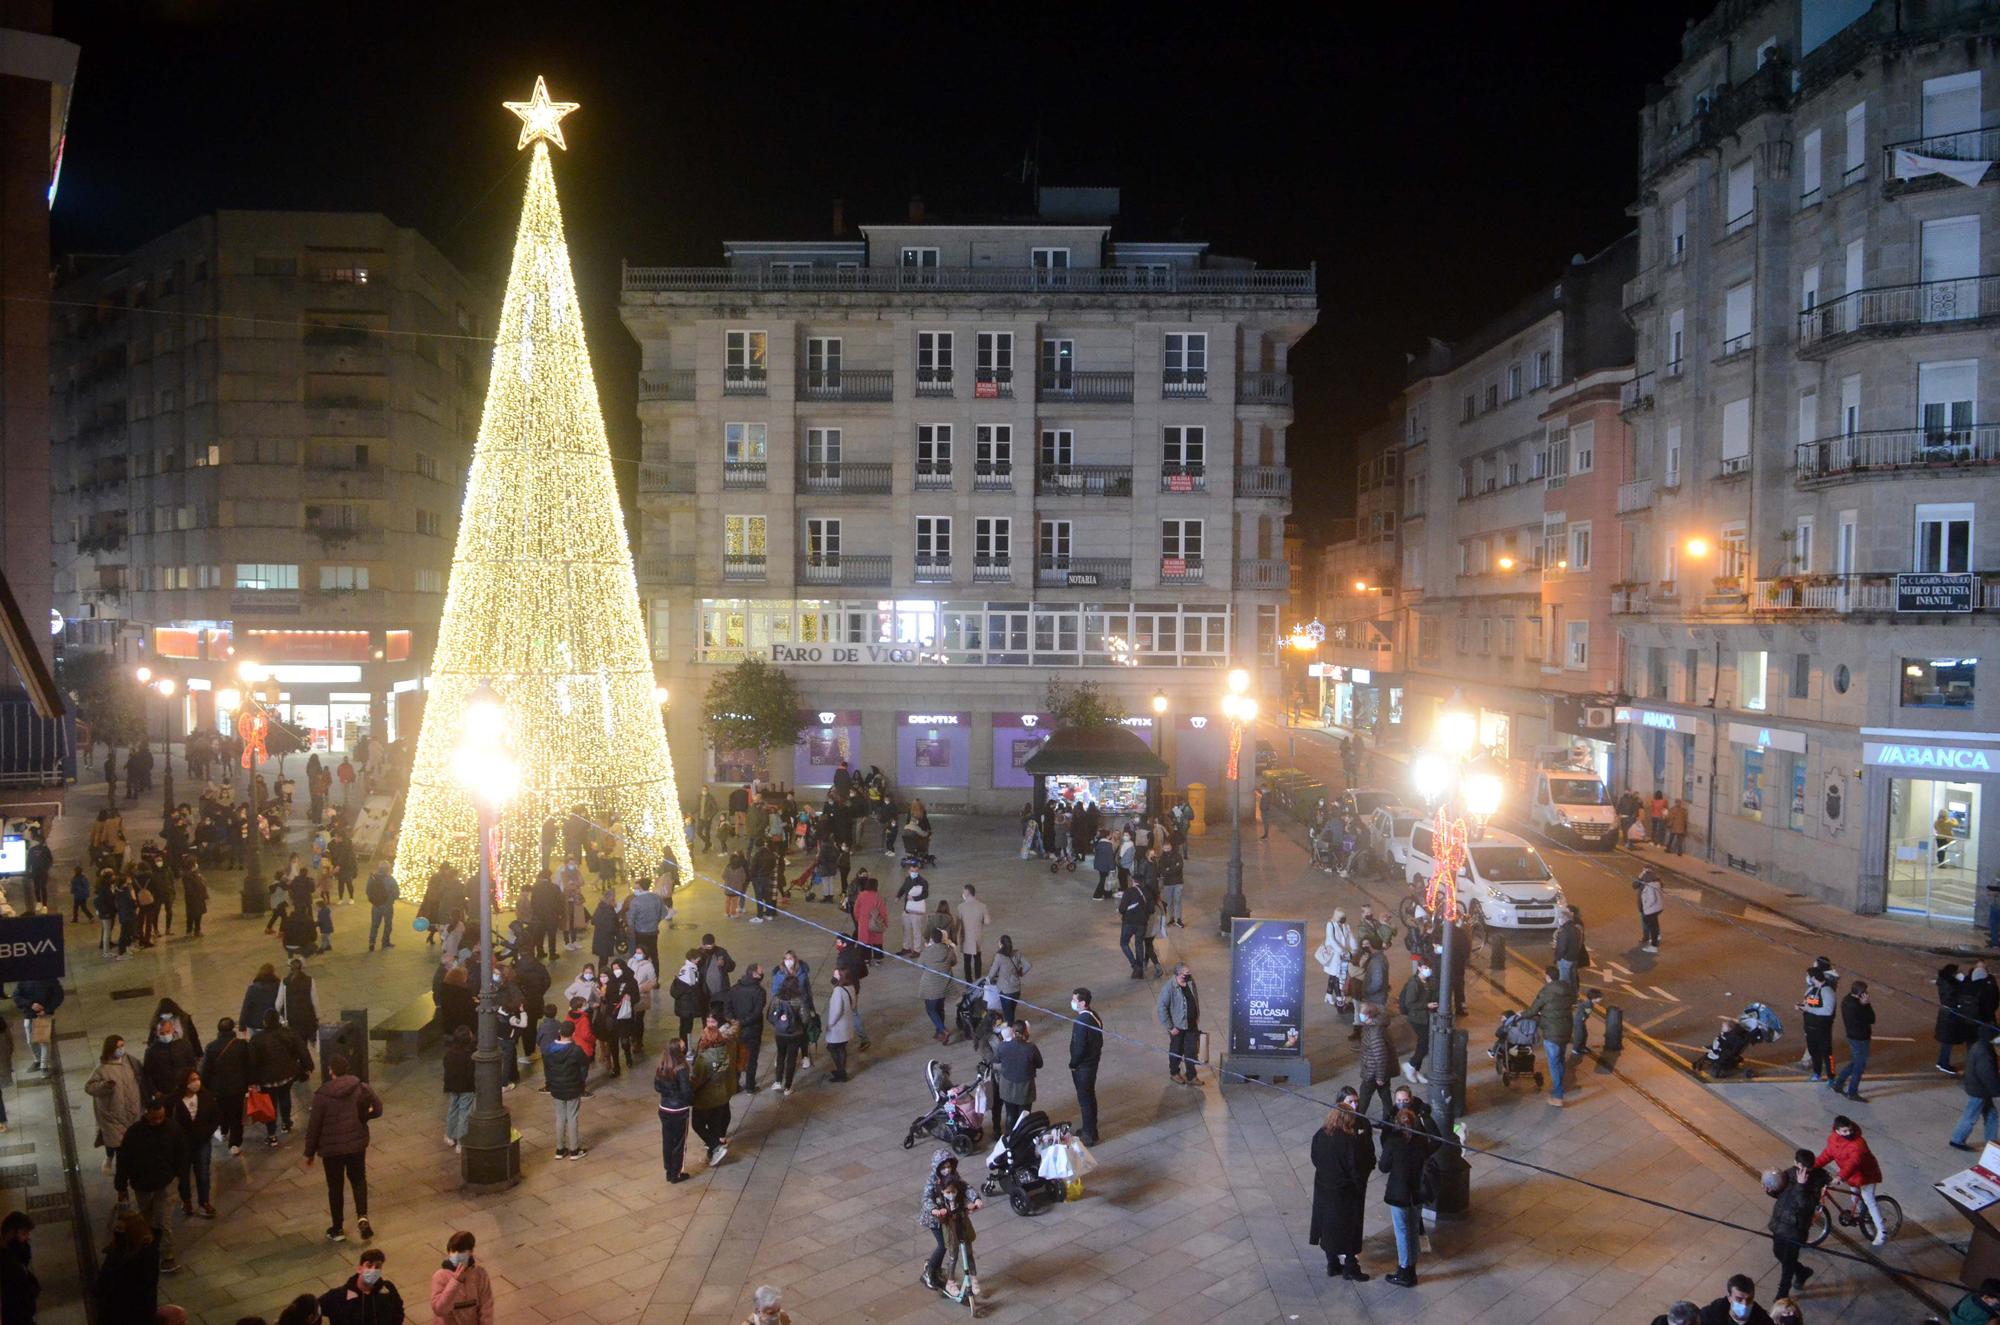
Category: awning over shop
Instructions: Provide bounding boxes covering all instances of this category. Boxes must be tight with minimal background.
[1023,725,1170,779]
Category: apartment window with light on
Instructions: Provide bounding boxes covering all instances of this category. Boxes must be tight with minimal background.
[724,330,767,388]
[319,566,368,590]
[234,563,298,591]
[1738,650,1768,711]
[724,514,767,565]
[1902,657,1977,709]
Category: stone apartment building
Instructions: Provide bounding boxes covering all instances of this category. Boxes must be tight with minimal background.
[1401,236,1637,790]
[618,190,1316,811]
[1612,0,1999,920]
[51,212,485,752]
[1311,416,1407,747]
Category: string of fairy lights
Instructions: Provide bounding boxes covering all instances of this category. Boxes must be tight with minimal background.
[390,87,691,905]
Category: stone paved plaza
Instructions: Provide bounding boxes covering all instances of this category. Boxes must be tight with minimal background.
[4,806,1940,1324]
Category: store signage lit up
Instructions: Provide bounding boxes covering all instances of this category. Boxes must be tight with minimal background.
[1189,716,1208,729]
[1863,742,1995,773]
[769,643,946,666]
[1728,722,1806,753]
[1118,716,1154,729]
[1020,715,1039,727]
[906,714,960,726]
[1351,668,1372,684]
[816,711,837,725]
[1615,706,1696,734]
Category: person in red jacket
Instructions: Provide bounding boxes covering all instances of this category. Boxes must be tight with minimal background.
[1814,1114,1887,1245]
[562,996,598,1061]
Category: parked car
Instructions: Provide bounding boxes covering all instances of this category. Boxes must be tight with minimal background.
[1363,804,1426,879]
[1402,824,1566,931]
[1338,787,1401,823]
[1528,767,1618,849]
[1254,739,1277,775]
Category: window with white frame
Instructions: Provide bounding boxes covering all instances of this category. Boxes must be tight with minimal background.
[805,426,841,470]
[1572,421,1595,474]
[1164,425,1206,473]
[1919,360,1977,444]
[725,330,767,387]
[974,517,1011,564]
[1797,390,1817,446]
[1720,521,1748,577]
[1039,518,1072,562]
[1039,427,1074,468]
[1040,338,1074,388]
[1922,72,1981,138]
[1666,308,1685,374]
[1725,160,1755,232]
[724,421,768,465]
[805,517,840,564]
[1570,522,1593,570]
[916,516,952,565]
[1840,374,1861,434]
[724,514,766,560]
[975,331,1014,384]
[1738,650,1768,710]
[1793,515,1814,572]
[1566,621,1590,670]
[1542,517,1566,569]
[900,246,939,268]
[1163,333,1207,391]
[1723,280,1754,353]
[1845,238,1864,296]
[1500,617,1515,656]
[318,565,368,590]
[1800,128,1823,203]
[1801,265,1819,313]
[1721,398,1752,473]
[806,336,841,386]
[1161,519,1203,562]
[917,423,953,477]
[1843,102,1866,181]
[1031,247,1070,274]
[1916,502,1973,573]
[1479,618,1492,655]
[415,568,443,594]
[1669,196,1688,262]
[975,424,1012,475]
[1536,348,1554,386]
[235,563,298,590]
[1507,364,1523,400]
[917,330,954,387]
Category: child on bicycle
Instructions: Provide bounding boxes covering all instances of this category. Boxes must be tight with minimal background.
[1814,1114,1888,1245]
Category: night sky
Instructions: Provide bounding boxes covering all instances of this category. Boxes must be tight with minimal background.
[49,1,1713,532]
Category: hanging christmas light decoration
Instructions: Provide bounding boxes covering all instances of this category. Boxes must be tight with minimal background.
[392,79,692,904]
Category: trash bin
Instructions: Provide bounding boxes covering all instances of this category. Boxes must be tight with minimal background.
[318,1008,371,1082]
[1186,783,1207,834]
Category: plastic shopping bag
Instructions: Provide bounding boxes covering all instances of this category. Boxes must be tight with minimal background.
[1038,1138,1076,1181]
[1065,1137,1099,1176]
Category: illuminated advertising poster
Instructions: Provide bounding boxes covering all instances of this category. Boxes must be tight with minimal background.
[1228,918,1306,1056]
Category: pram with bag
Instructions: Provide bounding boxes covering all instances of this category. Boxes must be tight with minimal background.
[1693,1002,1782,1080]
[902,829,937,868]
[1488,1010,1543,1088]
[979,1108,1071,1215]
[902,1058,989,1155]
[955,981,998,1061]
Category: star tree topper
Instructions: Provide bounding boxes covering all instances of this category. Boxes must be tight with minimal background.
[504,75,579,151]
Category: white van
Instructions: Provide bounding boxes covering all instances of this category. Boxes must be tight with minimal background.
[1403,824,1566,931]
[1529,769,1617,848]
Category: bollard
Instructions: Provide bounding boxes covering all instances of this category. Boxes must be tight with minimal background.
[1603,1004,1625,1053]
[1487,930,1508,972]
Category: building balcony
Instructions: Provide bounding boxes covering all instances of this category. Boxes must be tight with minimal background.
[722,370,767,397]
[722,461,768,489]
[1162,370,1208,399]
[1797,273,2000,355]
[797,461,891,495]
[1884,127,2000,197]
[638,369,696,402]
[799,369,893,402]
[1036,556,1131,590]
[1238,372,1293,407]
[1795,425,2000,485]
[1239,559,1288,590]
[972,463,1014,492]
[722,554,767,582]
[1746,572,2000,616]
[622,263,1316,297]
[1160,465,1207,493]
[638,460,698,495]
[1036,465,1132,498]
[306,525,388,553]
[1159,556,1206,584]
[76,532,128,554]
[1610,584,1651,615]
[971,556,1014,584]
[1719,455,1751,477]
[914,462,954,492]
[1236,466,1291,500]
[637,553,695,585]
[304,463,388,501]
[913,555,953,584]
[915,371,954,399]
[972,370,1015,399]
[796,553,890,587]
[1616,477,1654,514]
[1036,370,1133,404]
[1619,371,1655,414]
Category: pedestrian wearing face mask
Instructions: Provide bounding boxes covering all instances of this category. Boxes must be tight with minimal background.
[319,1249,403,1325]
[1068,988,1103,1145]
[85,1035,144,1191]
[429,1231,494,1325]
[1814,1115,1887,1246]
[1397,959,1437,1087]
[142,1015,197,1106]
[1697,1271,1774,1324]
[1355,1003,1395,1119]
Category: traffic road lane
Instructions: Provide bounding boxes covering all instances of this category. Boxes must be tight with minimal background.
[1261,721,1962,1084]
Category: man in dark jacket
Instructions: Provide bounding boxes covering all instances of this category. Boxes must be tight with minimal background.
[142,1014,198,1104]
[117,1100,185,1272]
[24,832,52,910]
[1068,988,1103,1144]
[250,1010,311,1144]
[542,1021,590,1159]
[202,1019,252,1153]
[1696,1274,1773,1325]
[1118,876,1152,978]
[364,865,398,952]
[11,980,62,1073]
[1952,1026,2000,1150]
[527,869,564,960]
[514,953,552,1058]
[0,1211,38,1325]
[1767,1150,1829,1299]
[1527,967,1576,1106]
[1552,907,1585,989]
[1829,980,1875,1102]
[697,934,736,1005]
[302,1054,382,1242]
[1397,961,1437,1087]
[722,966,767,1093]
[318,1249,404,1325]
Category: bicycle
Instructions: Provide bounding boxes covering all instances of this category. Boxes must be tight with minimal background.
[1805,1179,1902,1246]
[1397,892,1489,955]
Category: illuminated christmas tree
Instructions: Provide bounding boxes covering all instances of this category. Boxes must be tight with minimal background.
[393,77,692,903]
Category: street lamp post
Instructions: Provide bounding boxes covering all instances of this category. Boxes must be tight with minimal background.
[135,668,177,826]
[456,681,521,1190]
[1217,668,1257,934]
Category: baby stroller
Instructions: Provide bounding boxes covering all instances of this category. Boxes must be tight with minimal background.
[979,1109,1070,1216]
[902,1058,989,1155]
[1488,1010,1543,1088]
[955,982,998,1061]
[902,829,937,869]
[1693,1002,1783,1080]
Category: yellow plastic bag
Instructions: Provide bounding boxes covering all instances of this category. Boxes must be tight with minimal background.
[1064,1177,1084,1201]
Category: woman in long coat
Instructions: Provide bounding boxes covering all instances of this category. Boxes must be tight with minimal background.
[1307,1105,1375,1281]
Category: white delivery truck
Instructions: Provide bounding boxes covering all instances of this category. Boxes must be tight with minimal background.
[1528,749,1617,849]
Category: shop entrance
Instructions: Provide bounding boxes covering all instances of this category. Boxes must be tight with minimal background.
[1885,777,1982,921]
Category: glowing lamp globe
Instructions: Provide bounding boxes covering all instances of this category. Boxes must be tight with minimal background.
[1463,772,1504,818]
[1411,753,1451,804]
[1437,710,1477,756]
